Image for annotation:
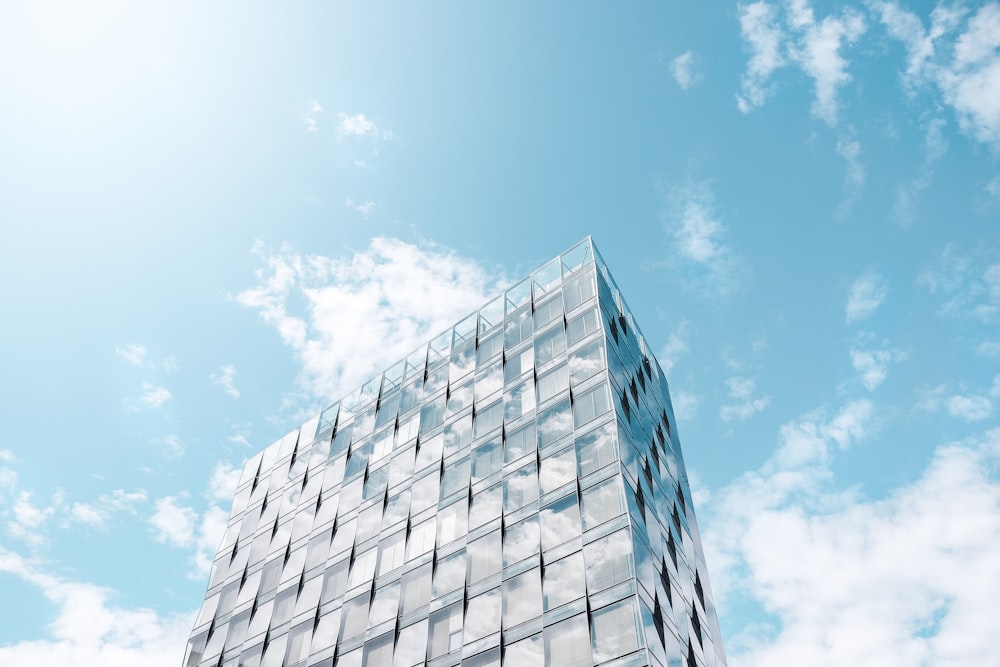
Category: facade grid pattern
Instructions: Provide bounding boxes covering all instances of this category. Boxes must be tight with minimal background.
[184,238,727,667]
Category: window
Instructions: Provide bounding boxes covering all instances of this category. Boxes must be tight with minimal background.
[563,272,596,312]
[543,551,586,610]
[573,384,610,428]
[362,632,394,667]
[437,500,468,547]
[368,582,401,626]
[503,516,539,567]
[428,603,464,659]
[472,438,502,482]
[536,364,569,404]
[584,528,634,592]
[568,338,604,386]
[477,331,504,367]
[382,489,410,529]
[504,346,534,385]
[469,483,502,529]
[534,325,567,366]
[539,493,582,551]
[399,564,432,615]
[504,634,543,666]
[544,613,592,667]
[433,548,467,598]
[567,307,600,346]
[405,519,436,561]
[538,445,576,495]
[393,619,428,667]
[464,588,501,643]
[410,471,440,515]
[446,379,473,417]
[504,378,536,423]
[534,295,563,329]
[440,456,471,499]
[504,461,539,513]
[502,567,542,627]
[591,600,641,663]
[537,398,573,448]
[414,433,443,471]
[504,422,536,465]
[377,531,406,577]
[349,547,378,588]
[474,400,503,438]
[467,530,502,583]
[504,307,532,348]
[581,476,625,530]
[341,592,370,640]
[321,558,349,604]
[575,424,618,478]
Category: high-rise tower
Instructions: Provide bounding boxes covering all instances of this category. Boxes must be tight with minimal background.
[185,238,727,667]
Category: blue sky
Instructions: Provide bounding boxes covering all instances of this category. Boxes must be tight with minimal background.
[1,0,999,664]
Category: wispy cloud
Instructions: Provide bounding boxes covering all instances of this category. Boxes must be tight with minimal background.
[236,237,504,400]
[209,365,239,399]
[720,375,771,422]
[336,112,392,140]
[658,320,689,375]
[737,1,786,112]
[846,270,888,323]
[115,343,147,367]
[671,50,703,89]
[836,133,866,215]
[892,118,949,226]
[664,181,747,297]
[850,342,907,390]
[917,244,1000,322]
[345,198,377,218]
[304,99,322,132]
[68,489,146,530]
[918,378,1000,422]
[0,546,192,666]
[132,383,171,410]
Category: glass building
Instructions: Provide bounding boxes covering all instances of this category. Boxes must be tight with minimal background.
[184,238,727,667]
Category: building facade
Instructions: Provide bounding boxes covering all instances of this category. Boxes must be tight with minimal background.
[184,238,727,667]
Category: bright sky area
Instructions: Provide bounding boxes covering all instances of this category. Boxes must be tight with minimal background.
[1,1,999,665]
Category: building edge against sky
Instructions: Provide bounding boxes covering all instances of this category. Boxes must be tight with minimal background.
[185,237,728,667]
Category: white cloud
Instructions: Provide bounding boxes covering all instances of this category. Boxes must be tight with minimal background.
[737,1,786,112]
[658,321,689,375]
[850,344,907,390]
[345,197,377,218]
[207,461,241,504]
[946,394,993,421]
[720,375,771,422]
[228,434,252,448]
[7,491,63,545]
[336,112,386,139]
[236,237,503,400]
[917,245,1000,322]
[671,50,703,89]
[0,547,191,667]
[134,383,171,409]
[846,270,888,323]
[0,448,14,463]
[68,490,146,530]
[304,99,322,132]
[836,133,865,214]
[671,390,701,422]
[736,1,866,125]
[114,343,147,367]
[705,416,1000,666]
[892,118,949,226]
[150,496,198,549]
[158,435,185,460]
[209,365,239,399]
[665,182,746,297]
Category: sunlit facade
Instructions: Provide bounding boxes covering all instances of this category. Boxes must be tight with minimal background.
[184,238,727,667]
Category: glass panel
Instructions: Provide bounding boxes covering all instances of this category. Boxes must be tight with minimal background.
[568,339,605,386]
[543,551,586,611]
[505,278,531,313]
[563,271,597,312]
[584,528,634,592]
[504,422,536,465]
[464,587,501,644]
[377,530,406,577]
[389,447,415,489]
[463,647,500,667]
[415,433,443,471]
[419,395,446,434]
[272,586,296,626]
[437,500,469,547]
[504,307,532,348]
[363,632,394,667]
[539,445,576,495]
[472,438,502,483]
[383,489,411,529]
[399,563,432,615]
[576,423,618,478]
[447,379,474,417]
[504,378,536,424]
[341,592,371,640]
[539,493,582,551]
[321,559,349,604]
[475,360,503,401]
[504,346,534,385]
[369,581,401,626]
[405,518,436,561]
[393,619,428,667]
[545,614,592,667]
[443,417,473,459]
[477,331,504,367]
[536,364,569,405]
[573,384,610,428]
[504,634,543,666]
[410,471,440,515]
[479,296,504,334]
[591,599,641,663]
[469,483,502,529]
[534,294,564,331]
[537,398,573,448]
[467,530,502,583]
[429,602,464,659]
[504,461,539,513]
[533,258,562,295]
[567,307,600,347]
[349,547,379,588]
[473,400,503,439]
[534,325,567,367]
[502,567,543,627]
[581,476,624,530]
[433,548,467,598]
[561,239,593,275]
[503,515,539,567]
[286,621,313,665]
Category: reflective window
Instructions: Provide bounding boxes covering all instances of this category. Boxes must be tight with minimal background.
[433,548,467,598]
[428,602,464,659]
[321,558,349,604]
[576,424,618,477]
[469,483,502,529]
[414,434,443,471]
[534,325,567,366]
[382,489,410,529]
[569,338,605,386]
[473,400,503,438]
[444,415,473,458]
[504,461,539,513]
[363,632,394,667]
[504,633,544,666]
[475,361,503,402]
[534,295,563,329]
[538,445,576,495]
[567,307,600,347]
[477,331,503,367]
[446,379,473,417]
[437,500,468,546]
[472,438,502,482]
[405,518,436,561]
[504,346,534,385]
[573,384,610,428]
[504,379,536,423]
[539,493,582,552]
[464,587,501,643]
[377,531,406,577]
[591,599,641,663]
[349,547,378,588]
[543,551,586,611]
[504,422,536,465]
[399,564,432,615]
[563,271,596,312]
[368,581,400,626]
[545,613,593,667]
[419,395,446,434]
[388,447,415,489]
[503,515,540,567]
[463,647,500,667]
[502,567,543,627]
[467,530,502,583]
[341,592,370,640]
[410,471,440,515]
[536,363,569,404]
[356,502,384,544]
[584,528,634,592]
[581,477,624,530]
[272,586,296,627]
[504,308,532,348]
[393,619,428,667]
[537,398,573,448]
[440,456,471,499]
